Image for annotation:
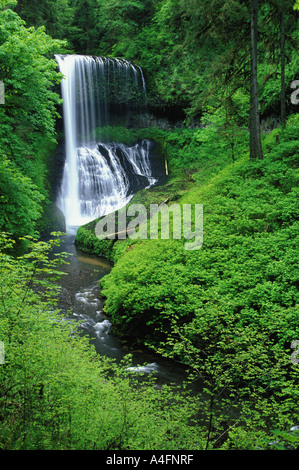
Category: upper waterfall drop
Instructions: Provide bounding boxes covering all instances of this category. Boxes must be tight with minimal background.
[55,54,159,234]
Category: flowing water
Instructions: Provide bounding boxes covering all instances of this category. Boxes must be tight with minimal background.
[55,235,192,387]
[55,54,161,234]
[53,55,190,387]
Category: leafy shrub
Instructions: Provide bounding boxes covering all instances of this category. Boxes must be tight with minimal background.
[75,225,115,260]
[0,156,43,237]
[99,119,299,446]
[0,233,209,450]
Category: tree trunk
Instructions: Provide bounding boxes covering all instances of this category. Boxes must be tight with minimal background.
[280,8,286,127]
[250,0,263,160]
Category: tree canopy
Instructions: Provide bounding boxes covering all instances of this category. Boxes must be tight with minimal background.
[0,0,66,237]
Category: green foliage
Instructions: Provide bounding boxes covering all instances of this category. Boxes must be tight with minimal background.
[100,118,299,448]
[0,2,66,237]
[95,125,142,146]
[75,224,115,260]
[15,0,298,123]
[16,0,77,42]
[2,0,298,451]
[0,156,43,238]
[0,5,65,161]
[0,232,212,450]
[101,239,194,343]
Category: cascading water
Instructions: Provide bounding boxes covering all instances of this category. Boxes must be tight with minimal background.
[52,56,191,389]
[55,54,160,233]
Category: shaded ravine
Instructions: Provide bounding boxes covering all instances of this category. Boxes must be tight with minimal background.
[54,235,196,388]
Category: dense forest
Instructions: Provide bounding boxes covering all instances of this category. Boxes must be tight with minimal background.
[0,0,299,453]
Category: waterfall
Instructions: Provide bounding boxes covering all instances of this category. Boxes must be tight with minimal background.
[55,54,159,234]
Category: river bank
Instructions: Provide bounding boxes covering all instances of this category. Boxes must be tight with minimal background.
[54,234,201,390]
[70,117,299,450]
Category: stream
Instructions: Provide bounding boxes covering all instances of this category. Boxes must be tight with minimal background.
[53,235,196,389]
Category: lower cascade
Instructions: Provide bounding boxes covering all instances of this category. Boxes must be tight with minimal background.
[55,54,163,233]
